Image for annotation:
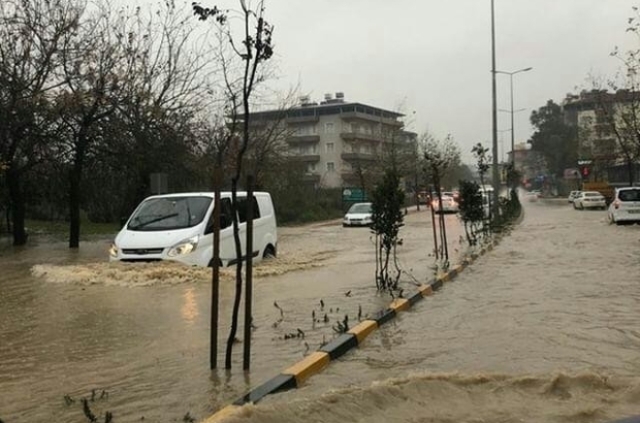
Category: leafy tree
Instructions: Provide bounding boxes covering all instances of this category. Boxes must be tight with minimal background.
[528,100,578,178]
[457,180,483,246]
[471,142,492,235]
[370,168,405,292]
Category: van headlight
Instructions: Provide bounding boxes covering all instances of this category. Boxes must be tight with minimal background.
[109,243,119,258]
[167,235,199,257]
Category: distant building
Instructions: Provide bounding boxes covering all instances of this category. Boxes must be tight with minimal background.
[563,89,640,185]
[507,142,545,183]
[250,93,416,189]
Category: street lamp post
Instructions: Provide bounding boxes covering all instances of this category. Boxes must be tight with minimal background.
[496,67,533,166]
[490,0,499,214]
[499,107,526,163]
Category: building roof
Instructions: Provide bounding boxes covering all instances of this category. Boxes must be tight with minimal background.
[563,89,640,111]
[249,100,404,122]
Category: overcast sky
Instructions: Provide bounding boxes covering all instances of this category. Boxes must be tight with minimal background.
[189,0,639,163]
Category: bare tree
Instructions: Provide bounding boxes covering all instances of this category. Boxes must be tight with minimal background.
[54,2,141,248]
[0,0,82,245]
[591,88,640,185]
[193,0,274,370]
[105,1,217,211]
[422,133,460,265]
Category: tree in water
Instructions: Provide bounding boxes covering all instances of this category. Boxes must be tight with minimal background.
[370,168,405,292]
[193,0,274,369]
[422,134,460,265]
[457,180,484,247]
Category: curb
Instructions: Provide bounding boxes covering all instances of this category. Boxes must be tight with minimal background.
[200,219,515,422]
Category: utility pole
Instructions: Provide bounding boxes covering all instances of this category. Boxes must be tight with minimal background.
[491,0,500,214]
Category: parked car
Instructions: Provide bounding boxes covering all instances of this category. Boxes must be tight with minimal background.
[109,191,278,267]
[431,195,459,213]
[567,190,581,203]
[343,202,373,227]
[608,187,640,225]
[573,191,607,210]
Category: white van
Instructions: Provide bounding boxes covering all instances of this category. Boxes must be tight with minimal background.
[109,192,277,267]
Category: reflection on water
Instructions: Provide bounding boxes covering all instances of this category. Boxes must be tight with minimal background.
[182,288,199,324]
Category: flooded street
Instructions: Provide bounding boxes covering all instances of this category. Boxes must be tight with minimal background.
[0,208,465,423]
[247,198,640,423]
[3,198,639,423]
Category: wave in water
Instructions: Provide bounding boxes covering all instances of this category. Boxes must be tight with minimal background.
[30,250,336,287]
[216,371,640,423]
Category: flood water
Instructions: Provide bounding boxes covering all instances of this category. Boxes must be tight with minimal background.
[239,198,640,423]
[0,207,466,423]
[4,198,638,423]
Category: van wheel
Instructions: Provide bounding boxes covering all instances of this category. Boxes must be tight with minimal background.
[263,245,276,260]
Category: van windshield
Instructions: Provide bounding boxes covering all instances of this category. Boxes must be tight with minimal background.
[127,196,212,231]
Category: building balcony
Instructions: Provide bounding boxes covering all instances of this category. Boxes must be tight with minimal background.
[340,111,403,127]
[341,152,378,162]
[289,154,320,162]
[286,135,320,144]
[340,131,384,143]
[286,115,319,124]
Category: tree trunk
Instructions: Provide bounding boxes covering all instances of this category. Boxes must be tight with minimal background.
[68,139,86,249]
[243,175,254,370]
[210,167,222,370]
[225,177,243,369]
[7,168,28,246]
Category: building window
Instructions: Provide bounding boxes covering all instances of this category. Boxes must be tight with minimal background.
[326,162,335,171]
[296,125,316,136]
[324,122,334,133]
[326,142,334,153]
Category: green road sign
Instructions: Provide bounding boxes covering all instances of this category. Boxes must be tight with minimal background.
[342,187,366,202]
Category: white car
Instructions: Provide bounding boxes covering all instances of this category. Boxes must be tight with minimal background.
[567,190,581,203]
[608,187,640,225]
[343,202,373,227]
[573,191,606,210]
[431,195,459,213]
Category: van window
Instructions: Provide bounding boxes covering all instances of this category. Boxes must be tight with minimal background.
[128,196,211,231]
[205,198,233,234]
[237,196,261,223]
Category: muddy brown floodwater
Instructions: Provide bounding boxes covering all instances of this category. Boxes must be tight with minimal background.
[7,198,637,423]
[0,208,465,423]
[232,198,640,423]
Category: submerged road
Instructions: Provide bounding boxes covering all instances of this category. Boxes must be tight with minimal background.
[2,198,640,422]
[222,198,640,423]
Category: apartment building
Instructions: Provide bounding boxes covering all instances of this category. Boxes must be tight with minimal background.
[563,89,640,184]
[250,93,415,188]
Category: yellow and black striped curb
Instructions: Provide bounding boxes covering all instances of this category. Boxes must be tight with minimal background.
[201,238,503,423]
